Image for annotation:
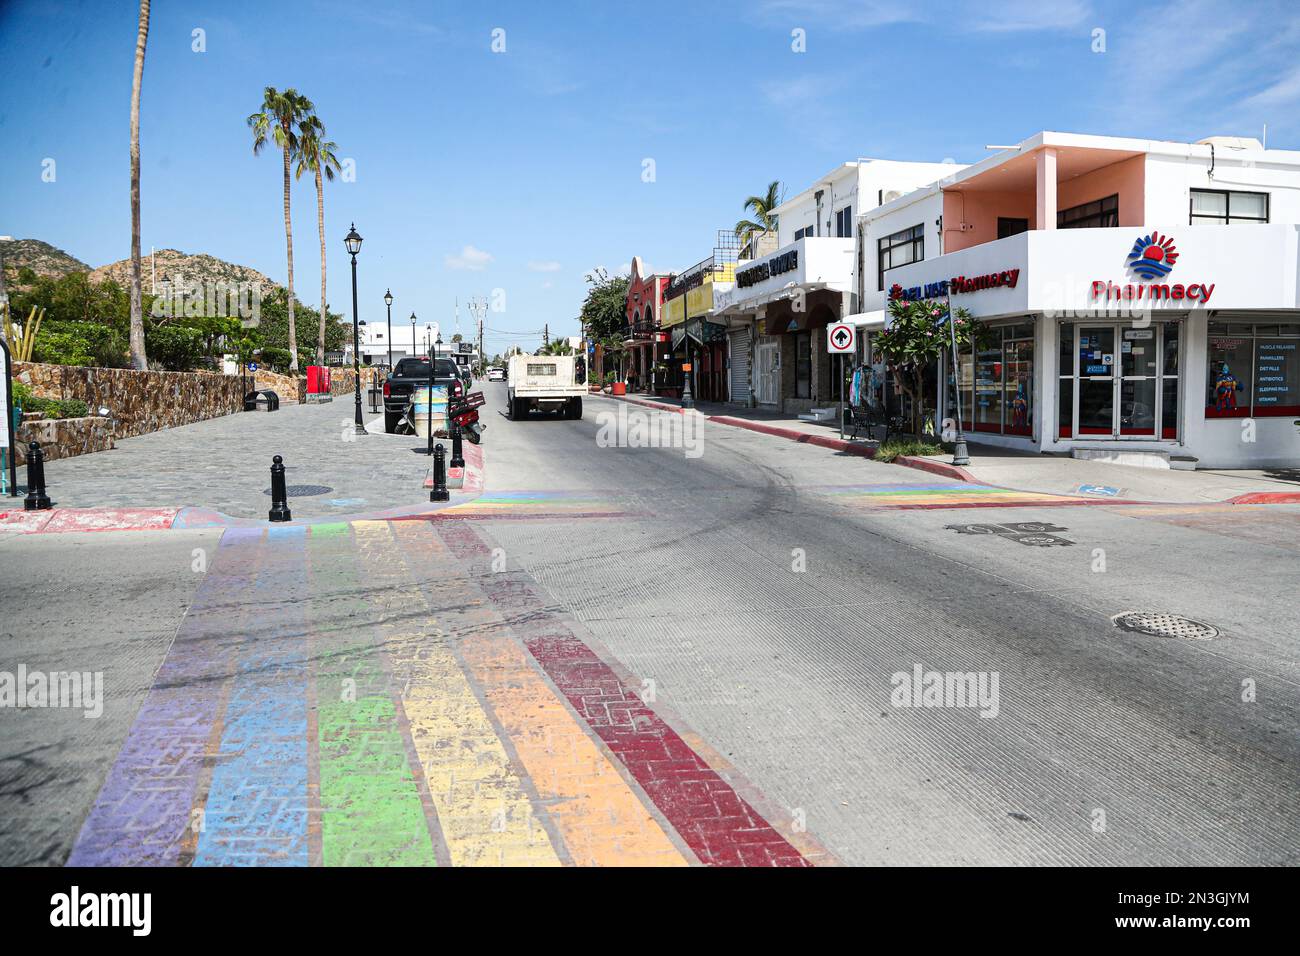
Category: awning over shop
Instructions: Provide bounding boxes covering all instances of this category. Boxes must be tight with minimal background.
[713,281,836,318]
[843,310,887,331]
[685,318,728,346]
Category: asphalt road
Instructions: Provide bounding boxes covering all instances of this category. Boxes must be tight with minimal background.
[474,383,1300,865]
[0,380,1296,866]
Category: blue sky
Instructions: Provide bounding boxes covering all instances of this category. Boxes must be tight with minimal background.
[3,0,1300,352]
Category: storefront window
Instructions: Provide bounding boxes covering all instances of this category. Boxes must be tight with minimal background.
[1058,322,1074,438]
[1058,322,1181,439]
[950,322,1035,437]
[1206,323,1300,417]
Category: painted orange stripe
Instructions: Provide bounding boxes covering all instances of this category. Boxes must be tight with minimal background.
[390,521,690,867]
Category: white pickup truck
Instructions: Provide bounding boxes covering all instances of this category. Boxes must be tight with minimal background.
[506,353,586,419]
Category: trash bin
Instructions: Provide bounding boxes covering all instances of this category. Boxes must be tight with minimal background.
[244,390,280,412]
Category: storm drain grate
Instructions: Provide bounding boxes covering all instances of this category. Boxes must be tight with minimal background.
[1111,611,1220,641]
[263,484,334,498]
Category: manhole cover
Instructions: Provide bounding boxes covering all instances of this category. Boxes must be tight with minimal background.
[1111,611,1220,641]
[263,484,334,498]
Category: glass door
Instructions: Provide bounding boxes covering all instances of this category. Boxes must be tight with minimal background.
[1118,327,1158,437]
[1071,324,1175,439]
[1076,326,1115,436]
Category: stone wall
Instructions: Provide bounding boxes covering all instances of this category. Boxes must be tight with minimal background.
[14,416,115,464]
[251,369,306,404]
[14,363,244,440]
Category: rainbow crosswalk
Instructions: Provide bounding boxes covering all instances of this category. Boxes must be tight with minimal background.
[812,482,1108,510]
[69,520,811,867]
[434,489,631,519]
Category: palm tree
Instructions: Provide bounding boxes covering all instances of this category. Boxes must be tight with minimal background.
[248,87,314,374]
[294,114,341,366]
[128,0,151,370]
[733,180,783,253]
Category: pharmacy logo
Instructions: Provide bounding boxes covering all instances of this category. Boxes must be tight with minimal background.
[1127,232,1179,280]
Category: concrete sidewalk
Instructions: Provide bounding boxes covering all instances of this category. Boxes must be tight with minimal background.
[0,399,484,528]
[610,390,1300,504]
[915,443,1300,504]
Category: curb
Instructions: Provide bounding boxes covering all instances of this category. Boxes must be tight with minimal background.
[892,455,978,482]
[704,415,877,458]
[1226,491,1300,505]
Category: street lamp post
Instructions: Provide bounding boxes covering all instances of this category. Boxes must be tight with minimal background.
[945,293,971,466]
[344,223,365,436]
[409,312,417,361]
[384,289,394,368]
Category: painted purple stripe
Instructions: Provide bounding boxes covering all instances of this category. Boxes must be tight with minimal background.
[67,529,266,866]
[194,526,310,866]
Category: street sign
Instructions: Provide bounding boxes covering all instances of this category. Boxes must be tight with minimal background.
[828,322,856,353]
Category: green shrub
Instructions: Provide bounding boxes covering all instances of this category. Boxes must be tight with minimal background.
[145,324,205,371]
[874,438,948,463]
[12,382,34,407]
[259,346,293,372]
[21,395,89,419]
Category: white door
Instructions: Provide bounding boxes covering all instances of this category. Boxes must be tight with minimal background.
[755,340,779,405]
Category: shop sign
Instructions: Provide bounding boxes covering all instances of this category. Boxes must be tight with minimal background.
[737,249,799,289]
[889,268,1020,302]
[1091,232,1215,304]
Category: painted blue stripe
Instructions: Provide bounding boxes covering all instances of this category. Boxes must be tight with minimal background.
[194,529,310,866]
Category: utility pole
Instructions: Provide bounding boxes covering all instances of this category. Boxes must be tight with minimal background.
[543,323,549,348]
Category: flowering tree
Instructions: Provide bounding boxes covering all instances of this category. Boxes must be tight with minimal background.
[874,294,987,436]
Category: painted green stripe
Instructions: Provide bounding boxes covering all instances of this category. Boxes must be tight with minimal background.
[307,524,436,866]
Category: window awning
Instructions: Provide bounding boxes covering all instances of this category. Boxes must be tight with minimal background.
[842,310,887,331]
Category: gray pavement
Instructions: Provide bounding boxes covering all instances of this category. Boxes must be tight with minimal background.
[475,383,1300,864]
[0,527,220,865]
[17,399,441,520]
[0,381,1296,865]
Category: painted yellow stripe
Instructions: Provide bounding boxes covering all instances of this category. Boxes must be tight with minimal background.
[391,522,690,867]
[352,521,561,867]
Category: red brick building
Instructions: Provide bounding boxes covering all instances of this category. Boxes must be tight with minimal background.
[624,257,670,393]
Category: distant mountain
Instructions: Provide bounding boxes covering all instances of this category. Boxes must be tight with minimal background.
[0,238,91,281]
[90,248,281,293]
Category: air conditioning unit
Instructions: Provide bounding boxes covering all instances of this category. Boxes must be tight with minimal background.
[882,189,903,203]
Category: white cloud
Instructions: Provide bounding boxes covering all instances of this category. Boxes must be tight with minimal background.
[1241,64,1300,110]
[444,245,493,271]
[541,280,554,289]
[527,260,562,272]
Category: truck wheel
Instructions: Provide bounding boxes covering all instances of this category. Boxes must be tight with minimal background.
[384,410,401,434]
[567,398,583,419]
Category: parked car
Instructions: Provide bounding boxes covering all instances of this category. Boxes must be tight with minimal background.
[383,356,463,433]
[487,366,505,382]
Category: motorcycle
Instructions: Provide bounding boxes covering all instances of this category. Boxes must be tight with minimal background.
[448,390,486,444]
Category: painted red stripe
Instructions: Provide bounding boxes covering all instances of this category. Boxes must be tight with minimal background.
[435,523,809,867]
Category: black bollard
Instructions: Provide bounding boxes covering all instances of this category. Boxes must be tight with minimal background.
[450,420,465,470]
[23,442,52,512]
[268,454,292,522]
[430,443,449,502]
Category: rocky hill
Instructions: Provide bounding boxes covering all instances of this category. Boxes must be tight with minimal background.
[90,248,280,292]
[0,238,91,281]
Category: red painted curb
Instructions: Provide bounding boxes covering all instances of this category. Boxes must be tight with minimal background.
[893,455,978,482]
[705,415,877,457]
[1227,491,1300,505]
[0,507,179,534]
[608,393,687,415]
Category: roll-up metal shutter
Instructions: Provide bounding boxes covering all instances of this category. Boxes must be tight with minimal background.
[729,330,751,404]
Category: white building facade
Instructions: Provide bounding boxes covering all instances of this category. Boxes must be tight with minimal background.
[855,131,1300,469]
[715,159,966,412]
